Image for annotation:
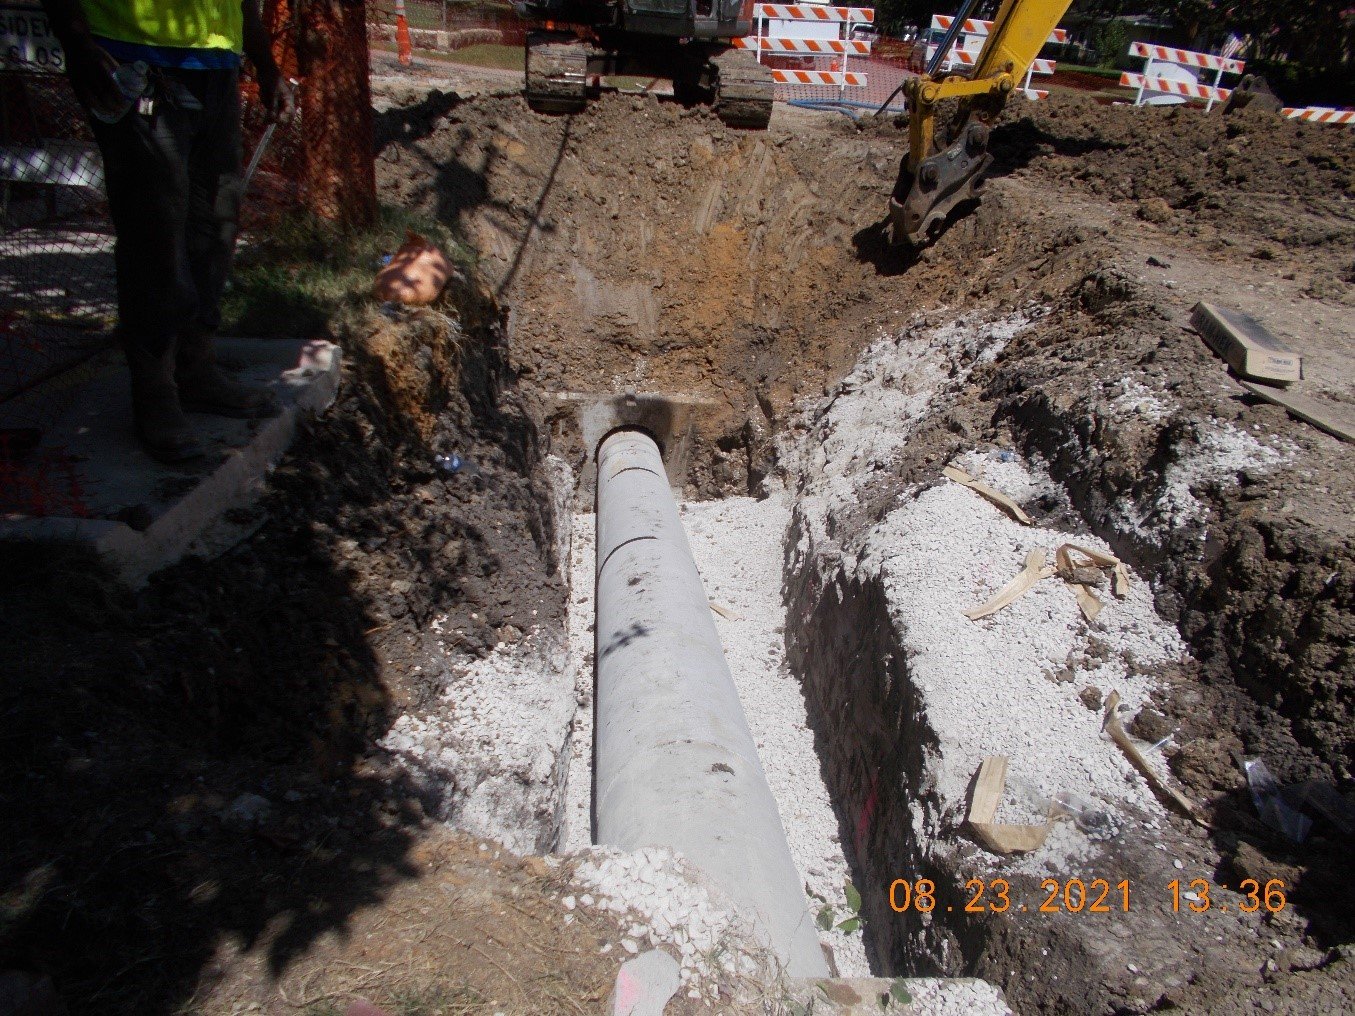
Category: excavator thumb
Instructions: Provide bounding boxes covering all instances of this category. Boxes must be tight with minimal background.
[889,121,992,247]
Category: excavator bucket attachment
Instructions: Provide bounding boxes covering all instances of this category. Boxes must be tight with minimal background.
[888,122,992,247]
[888,0,1073,245]
[1222,74,1282,116]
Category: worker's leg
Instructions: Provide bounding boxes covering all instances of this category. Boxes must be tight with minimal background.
[90,91,202,460]
[175,67,277,418]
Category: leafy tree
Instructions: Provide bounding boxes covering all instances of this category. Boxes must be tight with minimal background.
[1089,17,1130,66]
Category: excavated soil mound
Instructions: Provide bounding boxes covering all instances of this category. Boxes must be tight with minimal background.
[375,90,927,491]
[994,96,1355,286]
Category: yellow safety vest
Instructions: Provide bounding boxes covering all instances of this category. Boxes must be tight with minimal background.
[84,0,244,54]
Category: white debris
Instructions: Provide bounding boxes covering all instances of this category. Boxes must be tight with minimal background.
[1104,376,1169,422]
[904,977,1015,1016]
[857,449,1185,873]
[571,846,768,993]
[377,636,574,855]
[792,310,1031,520]
[783,310,1193,879]
[1151,422,1293,528]
[561,510,597,851]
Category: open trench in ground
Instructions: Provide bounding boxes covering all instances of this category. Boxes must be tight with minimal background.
[371,90,1354,1012]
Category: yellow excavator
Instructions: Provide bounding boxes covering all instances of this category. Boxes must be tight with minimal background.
[889,0,1072,245]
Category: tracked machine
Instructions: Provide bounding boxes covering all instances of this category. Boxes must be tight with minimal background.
[513,0,775,128]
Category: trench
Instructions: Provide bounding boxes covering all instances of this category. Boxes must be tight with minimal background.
[521,332,1196,1011]
[366,88,1354,1014]
[556,459,872,977]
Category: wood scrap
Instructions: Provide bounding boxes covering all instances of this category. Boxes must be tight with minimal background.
[1102,690,1208,827]
[967,756,1052,855]
[966,544,1131,622]
[1239,379,1355,444]
[1054,543,1132,621]
[943,464,1034,525]
[708,601,743,621]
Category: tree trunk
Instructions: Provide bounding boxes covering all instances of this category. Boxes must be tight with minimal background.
[290,0,377,227]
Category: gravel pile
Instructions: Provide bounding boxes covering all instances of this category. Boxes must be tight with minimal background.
[904,977,1014,1015]
[378,624,574,855]
[859,447,1187,873]
[570,846,769,1003]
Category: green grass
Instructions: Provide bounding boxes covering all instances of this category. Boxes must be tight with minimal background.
[1054,63,1124,79]
[222,207,471,338]
[442,43,524,71]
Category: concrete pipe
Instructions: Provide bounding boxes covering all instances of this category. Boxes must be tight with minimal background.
[593,429,827,977]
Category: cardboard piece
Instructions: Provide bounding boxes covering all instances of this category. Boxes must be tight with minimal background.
[1103,691,1208,826]
[943,464,1034,525]
[967,756,1051,855]
[967,544,1131,623]
[965,549,1053,620]
[1239,380,1355,444]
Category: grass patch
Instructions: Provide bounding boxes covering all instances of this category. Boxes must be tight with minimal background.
[441,43,524,71]
[1055,63,1123,80]
[223,207,471,338]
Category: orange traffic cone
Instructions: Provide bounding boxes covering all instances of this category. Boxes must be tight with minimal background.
[395,0,412,66]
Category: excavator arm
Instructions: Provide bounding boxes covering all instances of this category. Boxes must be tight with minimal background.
[889,0,1073,245]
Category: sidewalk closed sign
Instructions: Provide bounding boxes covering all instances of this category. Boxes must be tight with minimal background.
[1,4,65,73]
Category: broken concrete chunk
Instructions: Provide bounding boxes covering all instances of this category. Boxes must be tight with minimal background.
[609,949,680,1016]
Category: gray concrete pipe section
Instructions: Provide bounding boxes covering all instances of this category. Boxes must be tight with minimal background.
[593,429,828,978]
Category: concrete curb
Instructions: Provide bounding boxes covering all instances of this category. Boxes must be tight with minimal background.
[0,338,341,585]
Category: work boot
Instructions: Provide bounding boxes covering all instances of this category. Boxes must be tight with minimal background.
[176,330,280,419]
[124,339,203,462]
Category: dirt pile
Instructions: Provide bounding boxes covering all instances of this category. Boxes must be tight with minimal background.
[994,96,1355,294]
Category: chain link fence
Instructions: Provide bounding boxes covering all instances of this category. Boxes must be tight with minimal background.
[368,0,529,50]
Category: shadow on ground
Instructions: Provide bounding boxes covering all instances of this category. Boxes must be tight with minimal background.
[0,231,563,1014]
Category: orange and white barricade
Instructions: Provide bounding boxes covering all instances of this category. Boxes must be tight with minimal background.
[739,4,874,95]
[925,15,1064,99]
[1281,106,1355,126]
[1122,41,1243,112]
